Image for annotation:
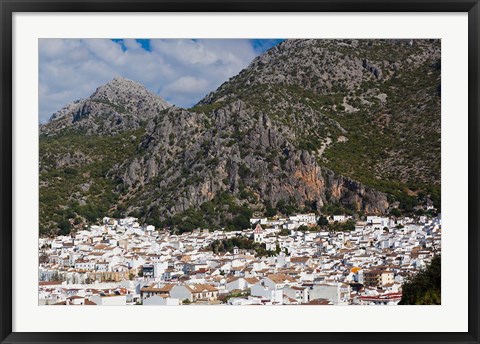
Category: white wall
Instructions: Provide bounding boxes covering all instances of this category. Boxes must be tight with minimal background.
[309,284,340,305]
[170,285,193,302]
[143,296,180,306]
[90,295,127,306]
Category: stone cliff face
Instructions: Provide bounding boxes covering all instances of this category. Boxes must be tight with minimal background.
[39,39,440,232]
[107,99,389,220]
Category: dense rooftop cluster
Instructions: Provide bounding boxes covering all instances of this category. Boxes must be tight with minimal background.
[39,212,441,306]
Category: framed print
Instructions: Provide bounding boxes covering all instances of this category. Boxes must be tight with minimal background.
[1,1,479,344]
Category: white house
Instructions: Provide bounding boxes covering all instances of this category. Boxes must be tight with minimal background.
[283,286,309,304]
[250,217,267,225]
[90,294,127,306]
[263,273,297,290]
[226,277,259,292]
[332,215,351,223]
[143,295,179,306]
[250,283,283,304]
[170,284,219,303]
[289,213,317,224]
[309,283,350,305]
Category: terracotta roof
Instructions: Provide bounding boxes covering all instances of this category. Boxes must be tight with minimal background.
[188,284,219,292]
[306,298,332,305]
[141,284,174,293]
[266,273,296,284]
[290,257,310,263]
[290,286,305,290]
[53,301,67,305]
[244,277,259,284]
[39,281,62,286]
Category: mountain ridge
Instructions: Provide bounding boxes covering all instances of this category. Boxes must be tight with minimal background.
[39,39,440,235]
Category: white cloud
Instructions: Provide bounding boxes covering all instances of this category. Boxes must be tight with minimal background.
[163,76,209,94]
[38,39,261,123]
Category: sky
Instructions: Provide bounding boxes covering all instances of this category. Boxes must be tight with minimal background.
[39,39,284,124]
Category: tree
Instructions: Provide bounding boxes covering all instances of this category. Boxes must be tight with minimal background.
[264,201,276,217]
[399,255,441,305]
[328,219,355,232]
[275,243,281,254]
[297,225,309,232]
[343,219,355,231]
[317,215,329,226]
[390,208,401,217]
[58,219,72,236]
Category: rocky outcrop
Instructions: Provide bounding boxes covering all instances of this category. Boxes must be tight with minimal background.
[40,76,171,136]
[362,59,382,79]
[107,100,390,220]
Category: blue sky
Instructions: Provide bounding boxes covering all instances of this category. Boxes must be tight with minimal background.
[39,39,284,123]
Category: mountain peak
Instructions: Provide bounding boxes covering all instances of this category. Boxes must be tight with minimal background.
[90,76,169,108]
[41,76,171,135]
[99,76,144,89]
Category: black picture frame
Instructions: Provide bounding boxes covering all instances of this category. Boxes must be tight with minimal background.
[1,1,479,343]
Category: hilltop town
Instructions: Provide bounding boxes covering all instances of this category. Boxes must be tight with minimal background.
[39,212,441,306]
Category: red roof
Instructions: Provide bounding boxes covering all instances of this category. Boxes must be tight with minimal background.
[360,292,402,301]
[254,224,264,234]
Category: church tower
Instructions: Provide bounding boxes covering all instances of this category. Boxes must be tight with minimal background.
[253,223,265,243]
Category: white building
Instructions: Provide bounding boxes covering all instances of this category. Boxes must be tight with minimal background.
[289,213,317,224]
[253,224,265,243]
[309,283,350,305]
[250,218,267,225]
[143,295,179,306]
[90,294,127,306]
[250,283,283,303]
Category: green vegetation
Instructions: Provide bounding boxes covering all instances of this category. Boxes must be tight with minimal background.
[39,128,145,235]
[399,255,441,305]
[275,197,302,216]
[57,219,72,236]
[190,101,226,114]
[296,225,323,232]
[263,201,277,217]
[210,237,277,257]
[209,41,441,216]
[149,191,253,232]
[317,215,329,226]
[92,99,128,114]
[328,219,355,232]
[321,203,355,216]
[223,291,251,303]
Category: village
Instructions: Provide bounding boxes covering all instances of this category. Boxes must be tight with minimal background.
[39,212,441,306]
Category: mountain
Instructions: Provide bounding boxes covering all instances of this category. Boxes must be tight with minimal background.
[40,76,171,136]
[39,39,441,235]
